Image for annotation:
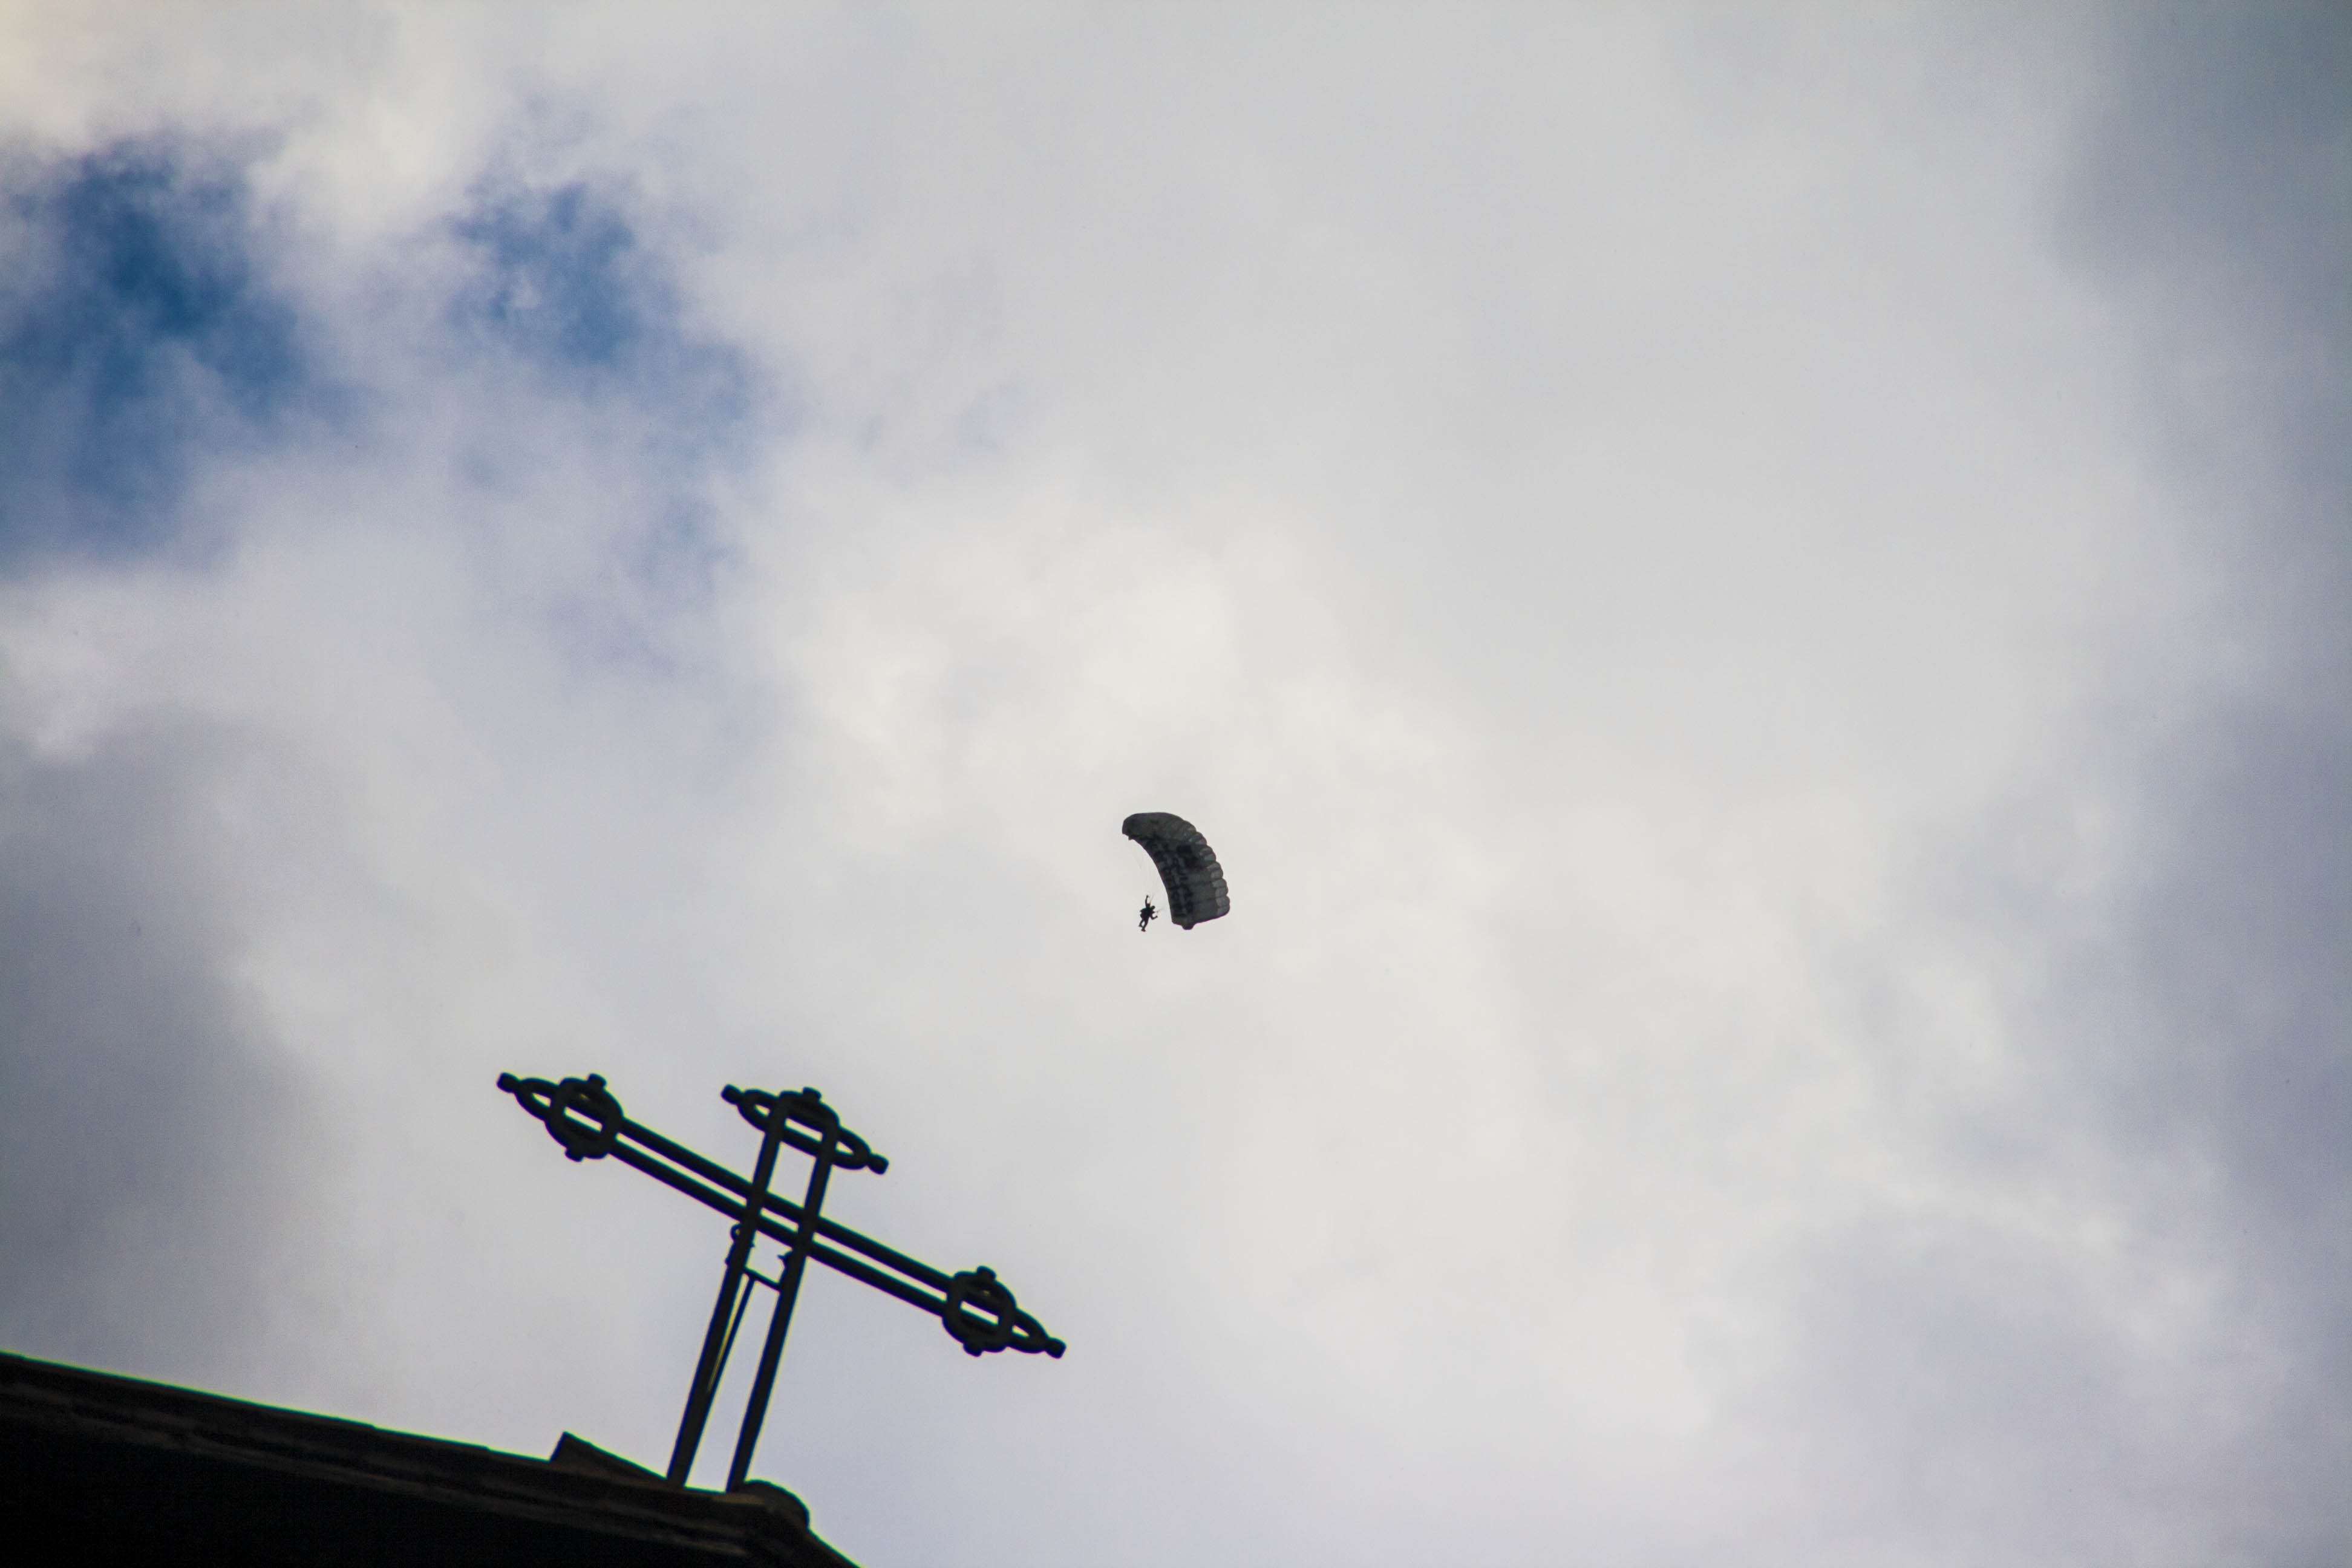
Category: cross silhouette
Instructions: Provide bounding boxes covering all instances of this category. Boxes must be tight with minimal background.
[497,1071,1065,1489]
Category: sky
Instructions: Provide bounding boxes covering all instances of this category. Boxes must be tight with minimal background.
[0,4,2344,1564]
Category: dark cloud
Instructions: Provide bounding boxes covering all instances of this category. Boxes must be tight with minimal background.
[2068,0,2351,1307]
[2066,2,2351,639]
[0,140,317,572]
[0,722,313,1383]
[1763,11,2348,1559]
[1973,5,2348,1554]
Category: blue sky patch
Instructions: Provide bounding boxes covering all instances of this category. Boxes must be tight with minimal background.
[0,140,310,571]
[447,177,762,647]
[448,179,756,432]
[452,181,648,373]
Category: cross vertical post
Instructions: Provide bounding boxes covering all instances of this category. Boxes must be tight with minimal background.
[726,1093,840,1489]
[667,1086,792,1483]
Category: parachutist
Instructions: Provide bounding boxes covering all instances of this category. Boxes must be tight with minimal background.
[1123,812,1230,931]
[1138,897,1157,932]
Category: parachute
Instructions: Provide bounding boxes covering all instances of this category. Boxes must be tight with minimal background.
[1122,812,1230,930]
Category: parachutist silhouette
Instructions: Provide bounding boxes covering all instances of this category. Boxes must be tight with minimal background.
[1138,897,1157,932]
[1123,813,1230,930]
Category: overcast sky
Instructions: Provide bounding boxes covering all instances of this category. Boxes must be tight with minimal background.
[1,4,2344,1564]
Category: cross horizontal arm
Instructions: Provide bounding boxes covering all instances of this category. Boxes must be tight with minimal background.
[601,1139,981,1327]
[498,1072,1065,1359]
[623,1114,955,1299]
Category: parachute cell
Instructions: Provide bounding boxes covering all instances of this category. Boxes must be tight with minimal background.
[1122,812,1230,929]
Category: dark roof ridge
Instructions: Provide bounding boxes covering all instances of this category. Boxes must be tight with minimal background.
[0,1348,855,1566]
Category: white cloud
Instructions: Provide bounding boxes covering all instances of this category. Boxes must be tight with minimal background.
[1,4,2341,1564]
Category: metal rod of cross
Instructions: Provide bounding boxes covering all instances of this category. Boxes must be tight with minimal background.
[497,1071,1065,1489]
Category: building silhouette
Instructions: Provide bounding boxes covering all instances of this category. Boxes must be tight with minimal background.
[1,1350,857,1565]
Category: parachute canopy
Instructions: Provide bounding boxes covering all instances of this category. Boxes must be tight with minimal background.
[1123,812,1230,929]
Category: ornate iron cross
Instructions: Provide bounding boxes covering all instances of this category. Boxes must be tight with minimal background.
[497,1071,1065,1489]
